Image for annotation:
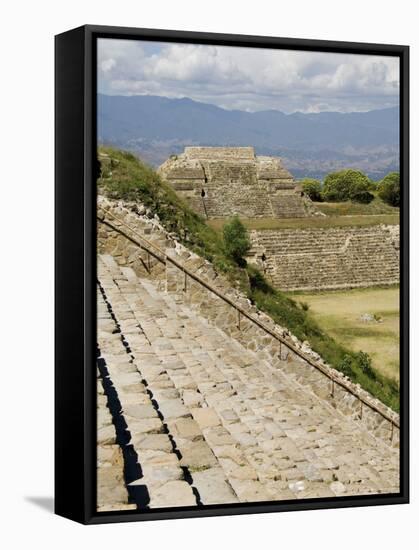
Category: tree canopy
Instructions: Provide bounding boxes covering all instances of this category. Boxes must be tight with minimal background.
[301,178,323,202]
[322,169,374,203]
[378,172,400,207]
[223,216,251,265]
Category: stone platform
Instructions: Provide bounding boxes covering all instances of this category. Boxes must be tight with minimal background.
[158,147,320,219]
[248,225,400,291]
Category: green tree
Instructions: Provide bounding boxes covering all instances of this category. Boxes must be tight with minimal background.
[322,169,374,203]
[223,216,251,265]
[350,188,374,204]
[378,172,400,207]
[367,179,379,192]
[301,178,323,201]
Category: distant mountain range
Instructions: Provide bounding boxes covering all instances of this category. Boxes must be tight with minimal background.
[98,93,399,180]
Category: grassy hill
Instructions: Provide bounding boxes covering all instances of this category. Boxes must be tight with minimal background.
[98,146,399,411]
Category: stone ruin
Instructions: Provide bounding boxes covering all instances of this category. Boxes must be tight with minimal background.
[247,225,400,291]
[158,146,320,219]
[95,196,399,510]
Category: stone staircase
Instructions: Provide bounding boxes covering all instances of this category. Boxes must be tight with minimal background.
[97,253,399,510]
[96,363,137,512]
[249,225,400,291]
[201,182,275,218]
[269,193,311,218]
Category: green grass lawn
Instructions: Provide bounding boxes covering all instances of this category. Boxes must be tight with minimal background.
[316,197,399,216]
[293,287,400,382]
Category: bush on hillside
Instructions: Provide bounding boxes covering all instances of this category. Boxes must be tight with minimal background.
[246,264,273,294]
[322,169,374,203]
[378,172,400,207]
[357,351,376,379]
[223,216,251,265]
[301,178,323,202]
[339,355,354,378]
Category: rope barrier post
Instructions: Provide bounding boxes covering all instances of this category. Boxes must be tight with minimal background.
[237,310,241,330]
[359,400,363,420]
[331,379,335,398]
[390,422,394,442]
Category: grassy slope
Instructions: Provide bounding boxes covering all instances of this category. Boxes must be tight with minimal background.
[98,147,399,411]
[316,197,399,216]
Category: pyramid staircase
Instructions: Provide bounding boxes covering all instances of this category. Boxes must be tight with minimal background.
[97,253,399,511]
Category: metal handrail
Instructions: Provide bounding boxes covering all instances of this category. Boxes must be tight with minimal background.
[97,208,400,431]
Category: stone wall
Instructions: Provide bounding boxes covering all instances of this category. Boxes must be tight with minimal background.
[97,196,399,446]
[97,199,169,281]
[158,147,321,219]
[248,225,400,291]
[184,146,255,160]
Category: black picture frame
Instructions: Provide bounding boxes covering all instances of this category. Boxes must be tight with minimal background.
[55,24,409,525]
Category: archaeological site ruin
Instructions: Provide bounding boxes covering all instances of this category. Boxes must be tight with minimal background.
[158,147,321,219]
[247,225,400,291]
[96,191,400,512]
[159,147,400,291]
[54,29,407,526]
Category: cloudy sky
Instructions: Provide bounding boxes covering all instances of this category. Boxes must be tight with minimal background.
[98,38,399,114]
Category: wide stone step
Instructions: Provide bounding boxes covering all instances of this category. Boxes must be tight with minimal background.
[250,226,399,291]
[97,254,399,506]
[97,288,203,508]
[98,266,242,506]
[96,365,137,512]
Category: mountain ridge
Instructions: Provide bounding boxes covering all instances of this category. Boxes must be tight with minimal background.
[98,93,399,179]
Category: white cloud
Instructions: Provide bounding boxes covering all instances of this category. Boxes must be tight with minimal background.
[97,38,399,113]
[100,58,116,73]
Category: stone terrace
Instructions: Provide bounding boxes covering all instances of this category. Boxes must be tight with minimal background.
[97,253,399,511]
[248,225,400,291]
[158,147,320,219]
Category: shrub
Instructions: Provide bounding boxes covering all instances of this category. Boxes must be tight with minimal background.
[301,178,323,201]
[339,355,354,378]
[351,189,374,204]
[247,264,273,294]
[356,351,376,379]
[223,216,251,265]
[378,172,400,207]
[323,169,374,203]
